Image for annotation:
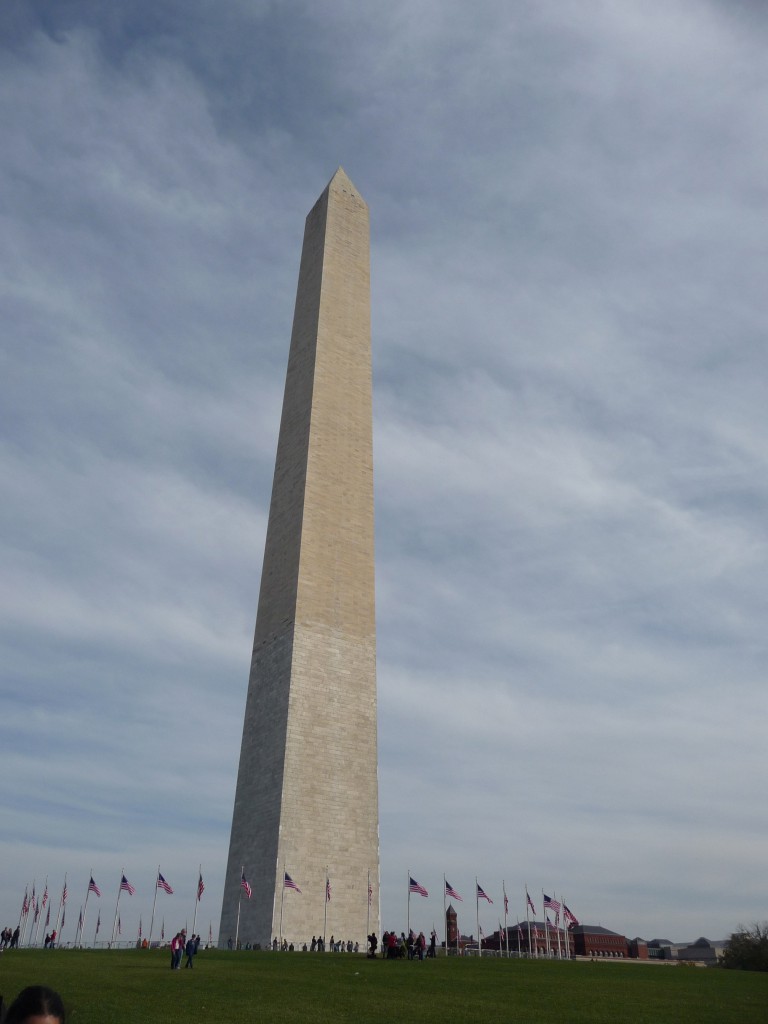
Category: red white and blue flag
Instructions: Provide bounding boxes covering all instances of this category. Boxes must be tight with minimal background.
[240,873,252,899]
[563,904,578,926]
[157,873,173,895]
[409,877,428,897]
[120,875,136,896]
[445,879,463,902]
[476,883,493,904]
[42,885,49,908]
[326,878,331,902]
[62,881,68,904]
[197,874,205,901]
[543,894,561,914]
[526,891,536,915]
[368,882,373,907]
[88,877,102,897]
[284,873,302,893]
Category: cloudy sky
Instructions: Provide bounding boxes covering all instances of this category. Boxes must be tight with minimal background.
[2,0,766,946]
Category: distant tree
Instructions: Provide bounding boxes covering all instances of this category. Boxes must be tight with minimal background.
[720,923,768,972]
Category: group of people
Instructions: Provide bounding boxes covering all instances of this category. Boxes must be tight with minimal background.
[375,929,437,960]
[1,925,20,948]
[169,930,201,969]
[1,926,57,949]
[308,935,359,953]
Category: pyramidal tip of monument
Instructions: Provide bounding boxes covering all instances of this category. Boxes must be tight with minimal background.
[326,166,365,203]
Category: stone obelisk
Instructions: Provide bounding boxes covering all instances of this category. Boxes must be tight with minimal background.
[220,169,379,948]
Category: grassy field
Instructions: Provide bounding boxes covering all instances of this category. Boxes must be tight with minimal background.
[2,949,767,1024]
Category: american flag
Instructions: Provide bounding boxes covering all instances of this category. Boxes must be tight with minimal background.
[42,885,49,908]
[543,893,561,914]
[157,873,174,894]
[138,917,142,938]
[34,899,40,921]
[326,878,331,902]
[62,881,69,904]
[284,873,301,893]
[61,906,66,927]
[95,911,100,934]
[22,891,29,915]
[504,891,509,915]
[88,877,102,897]
[161,920,165,940]
[240,873,252,899]
[476,883,493,904]
[409,877,428,897]
[197,873,205,901]
[45,904,50,927]
[563,904,578,926]
[445,879,463,902]
[120,875,136,896]
[526,891,536,915]
[117,916,121,936]
[368,882,372,907]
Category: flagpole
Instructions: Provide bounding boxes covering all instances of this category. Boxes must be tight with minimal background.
[235,866,243,950]
[148,866,159,948]
[38,878,49,946]
[18,886,28,932]
[562,895,569,959]
[366,869,370,941]
[323,867,328,949]
[406,869,410,936]
[279,874,286,948]
[503,880,509,958]
[192,864,201,939]
[525,886,532,957]
[475,878,480,958]
[54,875,65,943]
[443,875,447,958]
[34,879,46,946]
[554,895,562,960]
[111,871,123,947]
[33,898,43,947]
[21,879,35,947]
[79,874,93,948]
[543,890,550,958]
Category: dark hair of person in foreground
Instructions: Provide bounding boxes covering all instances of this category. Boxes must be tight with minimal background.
[1,985,66,1024]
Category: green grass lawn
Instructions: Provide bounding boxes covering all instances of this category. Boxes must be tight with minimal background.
[2,949,767,1024]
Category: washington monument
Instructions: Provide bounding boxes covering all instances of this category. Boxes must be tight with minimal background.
[220,169,380,947]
